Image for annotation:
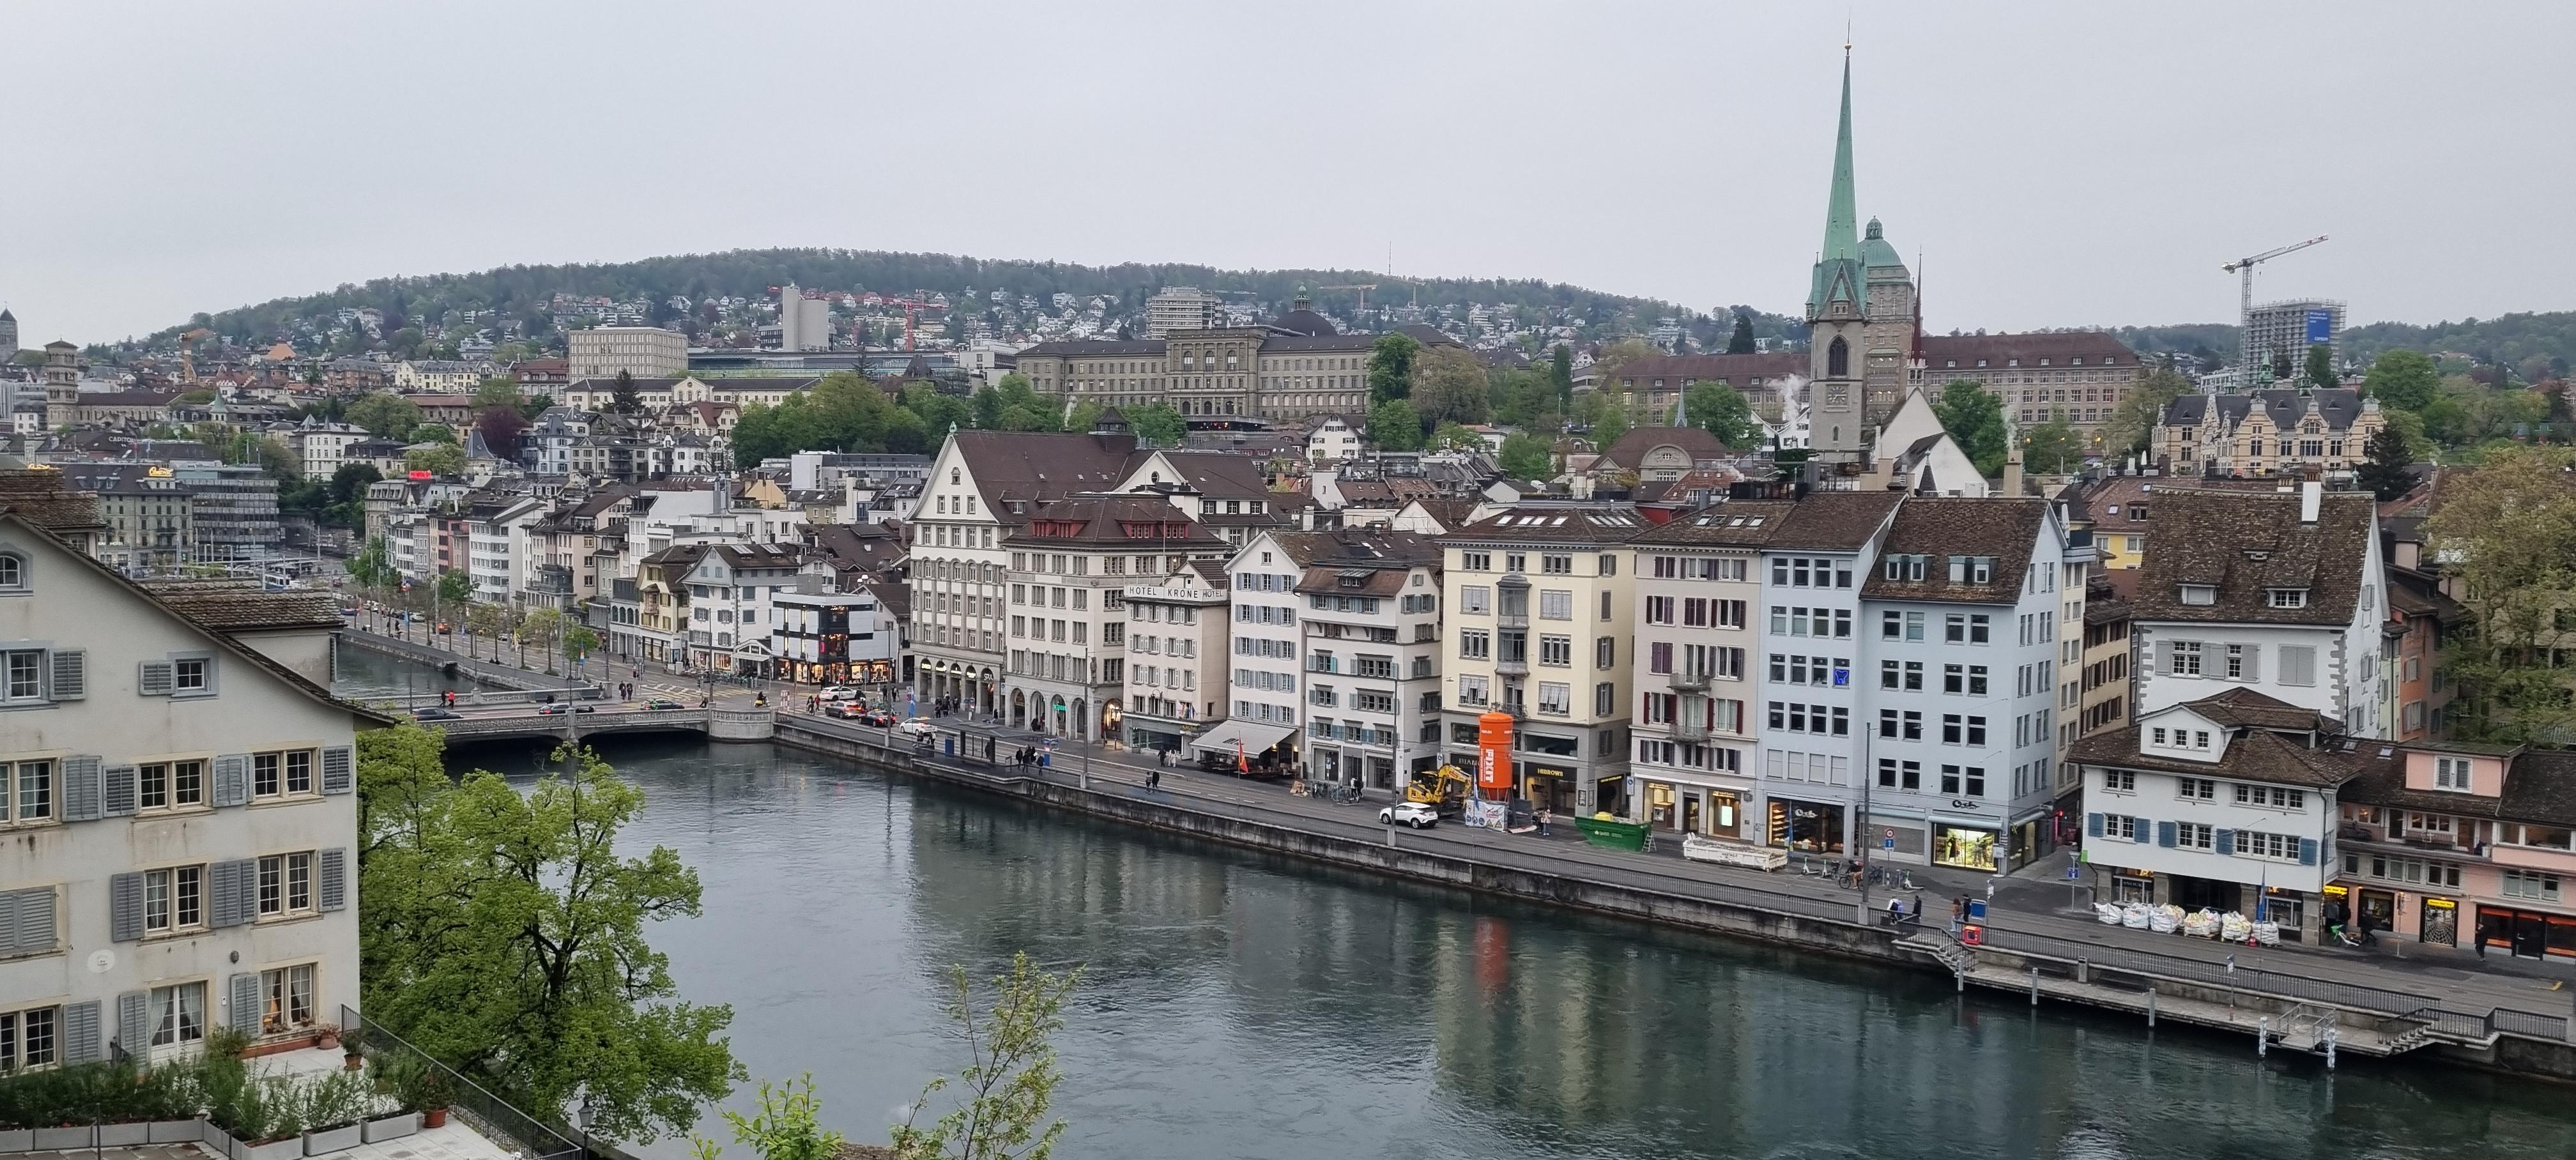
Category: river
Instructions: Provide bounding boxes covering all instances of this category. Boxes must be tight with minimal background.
[339,651,2576,1158]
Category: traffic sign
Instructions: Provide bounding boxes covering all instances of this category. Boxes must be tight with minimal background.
[1882,837,1895,850]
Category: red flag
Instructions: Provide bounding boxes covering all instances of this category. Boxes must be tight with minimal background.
[1236,739,1248,773]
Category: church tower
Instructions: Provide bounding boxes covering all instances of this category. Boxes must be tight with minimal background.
[42,341,79,431]
[1806,50,1870,463]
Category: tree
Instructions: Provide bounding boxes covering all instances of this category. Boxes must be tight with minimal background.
[969,375,1058,433]
[1933,379,2009,477]
[358,737,742,1143]
[176,388,217,405]
[2020,410,2083,474]
[408,422,458,445]
[1367,333,1420,404]
[1062,399,1103,436]
[348,392,422,438]
[2423,446,2576,742]
[476,406,530,461]
[473,377,525,411]
[1429,422,1487,452]
[348,537,396,589]
[1367,399,1423,451]
[612,369,643,414]
[2364,349,2441,412]
[691,1074,842,1160]
[520,607,565,672]
[1547,344,1574,409]
[2358,425,2417,501]
[1407,346,1490,427]
[562,625,602,668]
[1725,311,1757,355]
[328,462,383,507]
[2105,368,2190,454]
[1123,402,1185,448]
[433,570,473,607]
[1498,432,1554,480]
[405,444,466,477]
[1680,381,1761,448]
[465,603,508,661]
[2305,344,2339,390]
[888,954,1080,1160]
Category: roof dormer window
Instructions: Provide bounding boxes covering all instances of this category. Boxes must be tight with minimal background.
[2269,588,2308,609]
[2180,584,2217,606]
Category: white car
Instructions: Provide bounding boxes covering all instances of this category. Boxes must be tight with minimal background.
[819,685,859,702]
[896,718,939,737]
[1379,802,1441,828]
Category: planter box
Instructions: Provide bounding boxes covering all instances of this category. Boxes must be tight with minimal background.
[150,1119,208,1145]
[33,1127,93,1150]
[98,1122,151,1147]
[361,1113,420,1144]
[204,1122,243,1160]
[304,1124,364,1156]
[0,1129,34,1154]
[242,1136,305,1160]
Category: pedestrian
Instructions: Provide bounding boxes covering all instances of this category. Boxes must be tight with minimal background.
[1951,896,1966,936]
[1537,808,1552,837]
[1887,896,1906,926]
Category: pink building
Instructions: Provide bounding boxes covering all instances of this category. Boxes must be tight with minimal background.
[2338,740,2576,960]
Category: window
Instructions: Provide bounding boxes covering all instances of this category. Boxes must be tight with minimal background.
[1595,682,1615,715]
[2179,584,2216,606]
[2104,815,2137,840]
[1881,554,1928,583]
[256,852,315,918]
[2434,757,2472,791]
[2176,777,2216,800]
[1539,590,1572,620]
[1596,637,1616,668]
[2103,770,2136,793]
[143,864,205,935]
[3,759,52,823]
[1541,554,1572,574]
[149,982,206,1049]
[2234,784,2305,810]
[2503,870,2563,903]
[1459,630,1490,660]
[2269,588,2308,609]
[1460,586,1491,614]
[1537,682,1570,715]
[3,649,45,703]
[172,656,211,696]
[1457,676,1489,706]
[0,553,22,592]
[262,964,317,1034]
[2280,646,2317,686]
[2235,830,2299,862]
[1539,636,1572,666]
[1461,552,1490,572]
[2167,640,2203,676]
[1,1005,58,1069]
[1505,554,1526,572]
[1877,708,1924,740]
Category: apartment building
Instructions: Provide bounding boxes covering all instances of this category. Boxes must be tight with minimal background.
[1210,531,1315,771]
[0,508,379,1067]
[2131,484,2386,738]
[2074,689,2356,942]
[1857,498,2071,873]
[1437,507,1643,816]
[568,326,689,381]
[1627,501,1783,841]
[1004,496,1227,738]
[1278,530,1445,791]
[2073,568,2137,778]
[1750,492,1903,856]
[2154,390,2388,480]
[1121,561,1230,755]
[770,588,901,688]
[679,543,809,673]
[2338,741,2576,959]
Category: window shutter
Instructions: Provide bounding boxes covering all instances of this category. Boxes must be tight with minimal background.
[2214,828,2235,856]
[138,660,174,696]
[234,857,260,924]
[61,999,102,1064]
[2299,837,2319,866]
[209,860,247,928]
[320,746,355,795]
[116,990,150,1055]
[213,754,250,807]
[103,764,139,817]
[2161,639,2179,675]
[61,755,103,821]
[2156,821,2177,848]
[49,649,85,700]
[15,887,52,953]
[318,848,347,912]
[2085,812,2104,838]
[0,891,15,956]
[228,972,262,1035]
[2244,648,2262,683]
[2131,818,2150,844]
[110,872,143,942]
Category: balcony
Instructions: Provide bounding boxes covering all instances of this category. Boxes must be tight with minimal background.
[1496,613,1530,630]
[1494,658,1528,676]
[1667,669,1711,692]
[1671,718,1710,742]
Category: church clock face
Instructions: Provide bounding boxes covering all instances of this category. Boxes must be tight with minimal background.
[1824,385,1850,408]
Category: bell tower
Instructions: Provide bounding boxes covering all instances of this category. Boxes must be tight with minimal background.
[1807,49,1869,464]
[42,341,79,431]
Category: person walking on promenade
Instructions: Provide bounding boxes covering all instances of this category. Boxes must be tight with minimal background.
[1537,808,1552,837]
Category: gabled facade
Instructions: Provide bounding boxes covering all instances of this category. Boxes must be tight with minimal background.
[1276,529,1445,790]
[1121,561,1230,754]
[1627,501,1782,842]
[1749,491,1903,855]
[1004,496,1228,738]
[2337,741,2576,958]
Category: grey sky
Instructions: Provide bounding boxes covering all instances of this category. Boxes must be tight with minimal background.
[10,2,2571,344]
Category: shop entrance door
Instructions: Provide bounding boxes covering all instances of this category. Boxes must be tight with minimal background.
[2516,912,2549,959]
[2420,900,2458,947]
[2358,889,2397,935]
[1682,794,1701,836]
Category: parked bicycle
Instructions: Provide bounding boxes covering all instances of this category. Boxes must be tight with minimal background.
[1331,782,1367,804]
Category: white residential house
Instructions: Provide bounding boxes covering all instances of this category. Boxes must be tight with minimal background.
[680,542,808,673]
[1209,530,1313,771]
[1750,491,1903,857]
[1283,529,1446,791]
[1004,496,1229,738]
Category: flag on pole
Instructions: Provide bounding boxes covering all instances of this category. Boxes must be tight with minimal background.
[1236,739,1248,774]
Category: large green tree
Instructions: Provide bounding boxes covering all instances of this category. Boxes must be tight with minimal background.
[1124,402,1186,447]
[2356,424,2416,501]
[1548,345,1574,409]
[1681,381,1761,448]
[1933,379,2010,477]
[2105,367,2190,454]
[1367,333,1421,404]
[473,376,525,411]
[2423,446,2576,742]
[358,731,742,1143]
[2304,344,2339,390]
[405,444,467,477]
[1367,399,1424,451]
[2363,349,2441,412]
[1429,422,1486,452]
[1408,346,1490,427]
[1498,432,1554,480]
[347,392,422,438]
[2020,409,2083,474]
[1725,311,1757,355]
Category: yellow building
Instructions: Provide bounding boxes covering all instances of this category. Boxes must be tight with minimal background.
[2154,388,2386,479]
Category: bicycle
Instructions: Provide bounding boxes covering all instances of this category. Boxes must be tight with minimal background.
[1331,783,1366,805]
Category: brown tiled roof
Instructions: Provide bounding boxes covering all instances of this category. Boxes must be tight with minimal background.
[999,495,1227,549]
[1269,528,1443,571]
[2186,687,2342,734]
[1147,451,1273,499]
[2131,488,2374,624]
[1629,500,1798,547]
[1767,491,1905,551]
[2057,474,2283,526]
[1595,425,1740,468]
[1401,498,1480,532]
[2069,724,2361,789]
[0,471,110,531]
[142,581,344,632]
[951,431,1139,517]
[1295,566,1409,597]
[1599,352,1805,388]
[1858,498,2047,605]
[1920,332,2142,369]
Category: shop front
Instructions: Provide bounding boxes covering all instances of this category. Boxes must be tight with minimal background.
[1638,778,1751,840]
[1931,816,2001,873]
[1767,799,1845,855]
[2474,904,2576,960]
[1522,763,1575,815]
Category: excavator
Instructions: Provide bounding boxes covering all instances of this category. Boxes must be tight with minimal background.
[1405,764,1472,814]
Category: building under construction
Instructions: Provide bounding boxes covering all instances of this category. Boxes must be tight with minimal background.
[2243,298,2347,380]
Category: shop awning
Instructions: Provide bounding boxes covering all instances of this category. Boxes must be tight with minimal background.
[1189,719,1296,757]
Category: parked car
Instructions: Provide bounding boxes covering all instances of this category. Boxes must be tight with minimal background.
[645,699,687,710]
[411,708,461,722]
[827,701,870,719]
[535,703,598,716]
[1378,802,1441,828]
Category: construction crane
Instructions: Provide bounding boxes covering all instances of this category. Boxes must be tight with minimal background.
[1314,283,1379,313]
[875,297,942,351]
[2221,235,2327,374]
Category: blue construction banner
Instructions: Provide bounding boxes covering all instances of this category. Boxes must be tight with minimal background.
[2304,309,2333,345]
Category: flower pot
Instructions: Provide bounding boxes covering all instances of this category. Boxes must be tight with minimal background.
[343,1053,365,1072]
[0,1129,34,1154]
[421,1109,447,1130]
[304,1123,364,1156]
[243,1136,306,1160]
[203,1122,243,1160]
[150,1118,208,1144]
[98,1122,151,1147]
[33,1127,93,1150]
[361,1113,420,1144]
[316,1031,341,1051]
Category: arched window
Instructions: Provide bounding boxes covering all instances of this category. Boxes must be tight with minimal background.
[1827,337,1850,378]
[0,551,24,592]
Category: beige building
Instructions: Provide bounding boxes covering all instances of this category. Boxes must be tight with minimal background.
[557,374,816,413]
[1015,293,1457,424]
[1004,496,1230,739]
[1626,501,1777,839]
[1121,560,1231,754]
[1436,507,1641,816]
[569,326,689,381]
[2153,388,2388,479]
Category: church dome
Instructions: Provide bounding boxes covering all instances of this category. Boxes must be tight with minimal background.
[1860,217,1906,271]
[1274,286,1336,336]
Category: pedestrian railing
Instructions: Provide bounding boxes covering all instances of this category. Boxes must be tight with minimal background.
[341,1007,632,1160]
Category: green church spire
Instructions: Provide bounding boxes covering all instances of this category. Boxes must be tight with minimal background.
[1821,49,1859,270]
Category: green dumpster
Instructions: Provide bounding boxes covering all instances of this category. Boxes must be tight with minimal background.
[1575,815,1650,852]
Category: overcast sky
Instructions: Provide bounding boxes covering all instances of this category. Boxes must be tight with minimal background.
[9,2,2571,344]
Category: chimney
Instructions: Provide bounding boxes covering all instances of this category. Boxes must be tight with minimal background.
[2299,479,2322,524]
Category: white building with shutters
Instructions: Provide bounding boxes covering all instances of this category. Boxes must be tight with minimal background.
[0,508,380,1069]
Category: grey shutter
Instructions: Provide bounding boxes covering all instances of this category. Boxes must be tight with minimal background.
[110,872,143,942]
[61,755,103,821]
[2299,837,2319,866]
[2156,821,2177,848]
[103,764,139,817]
[213,754,250,807]
[2214,828,2235,856]
[2085,812,2103,838]
[14,886,53,953]
[234,858,260,924]
[116,990,148,1054]
[61,1000,102,1064]
[49,649,85,700]
[2161,639,2179,675]
[138,660,174,696]
[2243,647,2262,683]
[0,890,15,956]
[209,860,247,928]
[320,745,355,795]
[317,848,347,912]
[228,972,261,1035]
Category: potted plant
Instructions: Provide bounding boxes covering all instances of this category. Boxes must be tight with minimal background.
[240,1076,306,1160]
[338,1026,365,1073]
[381,1057,454,1131]
[312,1023,341,1053]
[301,1072,366,1157]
